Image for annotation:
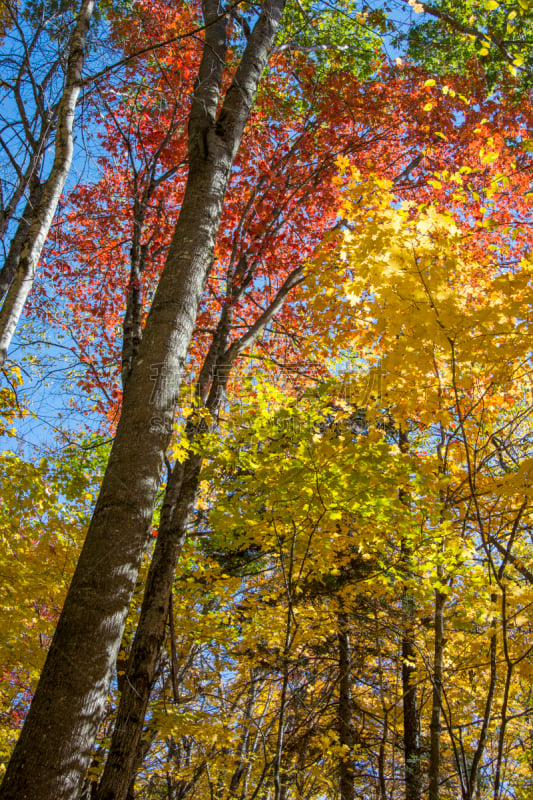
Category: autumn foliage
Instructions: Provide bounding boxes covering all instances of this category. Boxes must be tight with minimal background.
[2,0,533,799]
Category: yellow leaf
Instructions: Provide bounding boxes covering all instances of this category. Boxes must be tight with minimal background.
[424,79,436,87]
[423,102,433,111]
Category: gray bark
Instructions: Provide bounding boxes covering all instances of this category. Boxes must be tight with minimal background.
[338,612,355,800]
[428,586,446,800]
[0,177,44,300]
[0,0,95,366]
[272,532,297,800]
[0,115,53,242]
[95,253,302,800]
[401,617,420,800]
[0,2,285,798]
[121,196,147,387]
[94,451,203,800]
[398,431,421,800]
[493,588,512,800]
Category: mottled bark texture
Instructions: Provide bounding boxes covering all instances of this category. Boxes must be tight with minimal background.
[96,260,301,800]
[0,2,285,798]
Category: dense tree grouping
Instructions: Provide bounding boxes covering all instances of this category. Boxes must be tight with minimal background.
[1,0,533,798]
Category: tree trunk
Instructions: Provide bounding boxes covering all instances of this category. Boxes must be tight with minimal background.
[94,207,303,800]
[398,430,420,800]
[402,622,420,800]
[401,543,420,800]
[0,0,95,366]
[0,177,44,300]
[338,612,355,800]
[466,598,497,800]
[428,587,446,800]
[95,453,203,800]
[121,196,147,387]
[272,532,297,800]
[95,296,240,800]
[0,4,285,799]
[0,124,52,242]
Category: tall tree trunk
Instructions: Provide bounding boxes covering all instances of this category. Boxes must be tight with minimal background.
[95,306,237,800]
[0,176,44,300]
[0,3,286,799]
[338,611,355,800]
[377,712,388,800]
[0,0,95,367]
[401,613,420,800]
[428,585,446,800]
[0,123,52,242]
[465,596,498,800]
[398,429,421,800]
[94,247,302,799]
[95,452,203,800]
[272,530,297,800]
[121,197,147,387]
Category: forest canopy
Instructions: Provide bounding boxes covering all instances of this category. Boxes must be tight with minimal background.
[1,0,533,799]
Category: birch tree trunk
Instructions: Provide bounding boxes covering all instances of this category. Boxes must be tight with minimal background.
[0,176,44,300]
[0,0,95,367]
[0,2,285,798]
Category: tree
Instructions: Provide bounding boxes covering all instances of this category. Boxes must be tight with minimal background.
[0,2,289,797]
[0,0,96,366]
[3,1,533,799]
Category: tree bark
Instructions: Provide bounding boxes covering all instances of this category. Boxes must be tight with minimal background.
[227,675,263,796]
[0,0,95,367]
[428,586,446,800]
[398,430,421,800]
[338,611,355,800]
[0,177,44,301]
[465,596,497,800]
[0,3,285,799]
[402,619,420,800]
[94,247,303,800]
[0,125,52,242]
[121,196,147,387]
[95,452,203,800]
